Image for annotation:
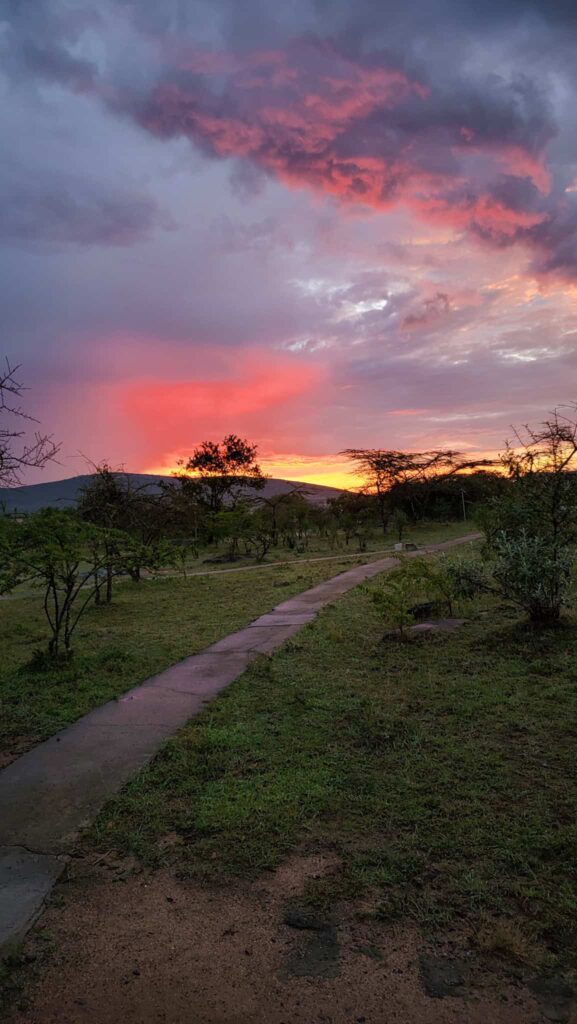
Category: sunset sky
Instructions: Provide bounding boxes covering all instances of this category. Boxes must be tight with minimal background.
[2,0,577,489]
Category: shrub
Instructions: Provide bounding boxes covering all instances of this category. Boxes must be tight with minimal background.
[443,556,493,601]
[492,530,574,626]
[367,573,417,639]
[480,406,577,625]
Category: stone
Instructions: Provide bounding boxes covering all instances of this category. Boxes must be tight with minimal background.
[409,618,466,635]
[283,928,340,979]
[529,975,575,1023]
[419,956,465,998]
[283,906,334,931]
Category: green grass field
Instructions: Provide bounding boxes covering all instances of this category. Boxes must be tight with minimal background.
[0,557,359,762]
[90,581,577,971]
[159,518,475,573]
[0,520,472,763]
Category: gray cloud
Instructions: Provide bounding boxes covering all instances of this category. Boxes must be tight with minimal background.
[0,170,168,246]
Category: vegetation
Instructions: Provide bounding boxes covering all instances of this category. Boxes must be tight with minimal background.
[90,579,577,969]
[482,405,577,624]
[5,405,577,981]
[365,552,490,635]
[172,434,265,514]
[0,510,117,658]
[341,446,495,534]
[0,553,383,762]
[0,520,471,762]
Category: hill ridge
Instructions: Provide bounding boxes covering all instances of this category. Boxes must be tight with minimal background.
[0,473,344,514]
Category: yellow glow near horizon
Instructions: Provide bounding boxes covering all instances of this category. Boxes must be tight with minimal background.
[142,448,505,492]
[142,455,359,491]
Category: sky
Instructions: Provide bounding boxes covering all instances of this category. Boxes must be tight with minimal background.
[2,0,577,489]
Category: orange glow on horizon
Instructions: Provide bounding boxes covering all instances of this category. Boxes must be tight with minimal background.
[142,448,504,492]
[142,455,358,491]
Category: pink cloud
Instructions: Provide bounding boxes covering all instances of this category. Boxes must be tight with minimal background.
[118,349,324,466]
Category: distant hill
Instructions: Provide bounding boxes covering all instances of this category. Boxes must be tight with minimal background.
[0,473,344,514]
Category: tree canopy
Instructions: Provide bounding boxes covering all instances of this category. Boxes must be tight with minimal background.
[176,434,266,513]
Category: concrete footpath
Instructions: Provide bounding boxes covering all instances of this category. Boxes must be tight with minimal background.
[0,533,480,955]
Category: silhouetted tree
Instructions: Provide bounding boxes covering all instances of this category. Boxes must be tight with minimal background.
[77,464,129,602]
[341,448,466,535]
[0,362,59,487]
[254,486,311,545]
[78,466,173,584]
[178,435,266,513]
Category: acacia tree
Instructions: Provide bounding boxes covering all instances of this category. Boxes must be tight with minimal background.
[77,464,129,603]
[327,492,377,549]
[78,467,174,585]
[0,362,59,487]
[177,435,266,513]
[254,486,310,546]
[0,510,115,658]
[341,448,466,535]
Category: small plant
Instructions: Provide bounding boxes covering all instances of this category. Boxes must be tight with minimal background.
[365,559,434,638]
[366,554,486,636]
[368,574,417,639]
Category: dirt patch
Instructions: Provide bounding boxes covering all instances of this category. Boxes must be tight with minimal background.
[4,852,555,1024]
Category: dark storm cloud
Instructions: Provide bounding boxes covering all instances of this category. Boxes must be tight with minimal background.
[2,0,577,275]
[103,33,576,279]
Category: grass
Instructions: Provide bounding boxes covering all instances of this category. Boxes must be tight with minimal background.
[90,581,577,970]
[0,520,474,761]
[0,554,376,762]
[156,519,475,573]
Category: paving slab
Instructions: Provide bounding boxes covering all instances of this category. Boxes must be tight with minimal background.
[0,848,65,956]
[0,721,192,853]
[249,611,317,627]
[136,651,254,700]
[0,531,481,955]
[149,650,254,696]
[209,622,304,654]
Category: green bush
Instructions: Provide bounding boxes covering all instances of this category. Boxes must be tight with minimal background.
[443,556,493,601]
[493,530,574,626]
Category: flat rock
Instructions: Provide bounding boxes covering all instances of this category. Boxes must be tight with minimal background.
[282,927,340,979]
[283,905,334,931]
[420,956,465,998]
[409,618,467,635]
[529,975,575,1023]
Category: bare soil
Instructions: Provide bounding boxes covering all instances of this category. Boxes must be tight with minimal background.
[6,852,562,1024]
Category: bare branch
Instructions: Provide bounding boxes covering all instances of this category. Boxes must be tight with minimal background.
[0,361,60,486]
